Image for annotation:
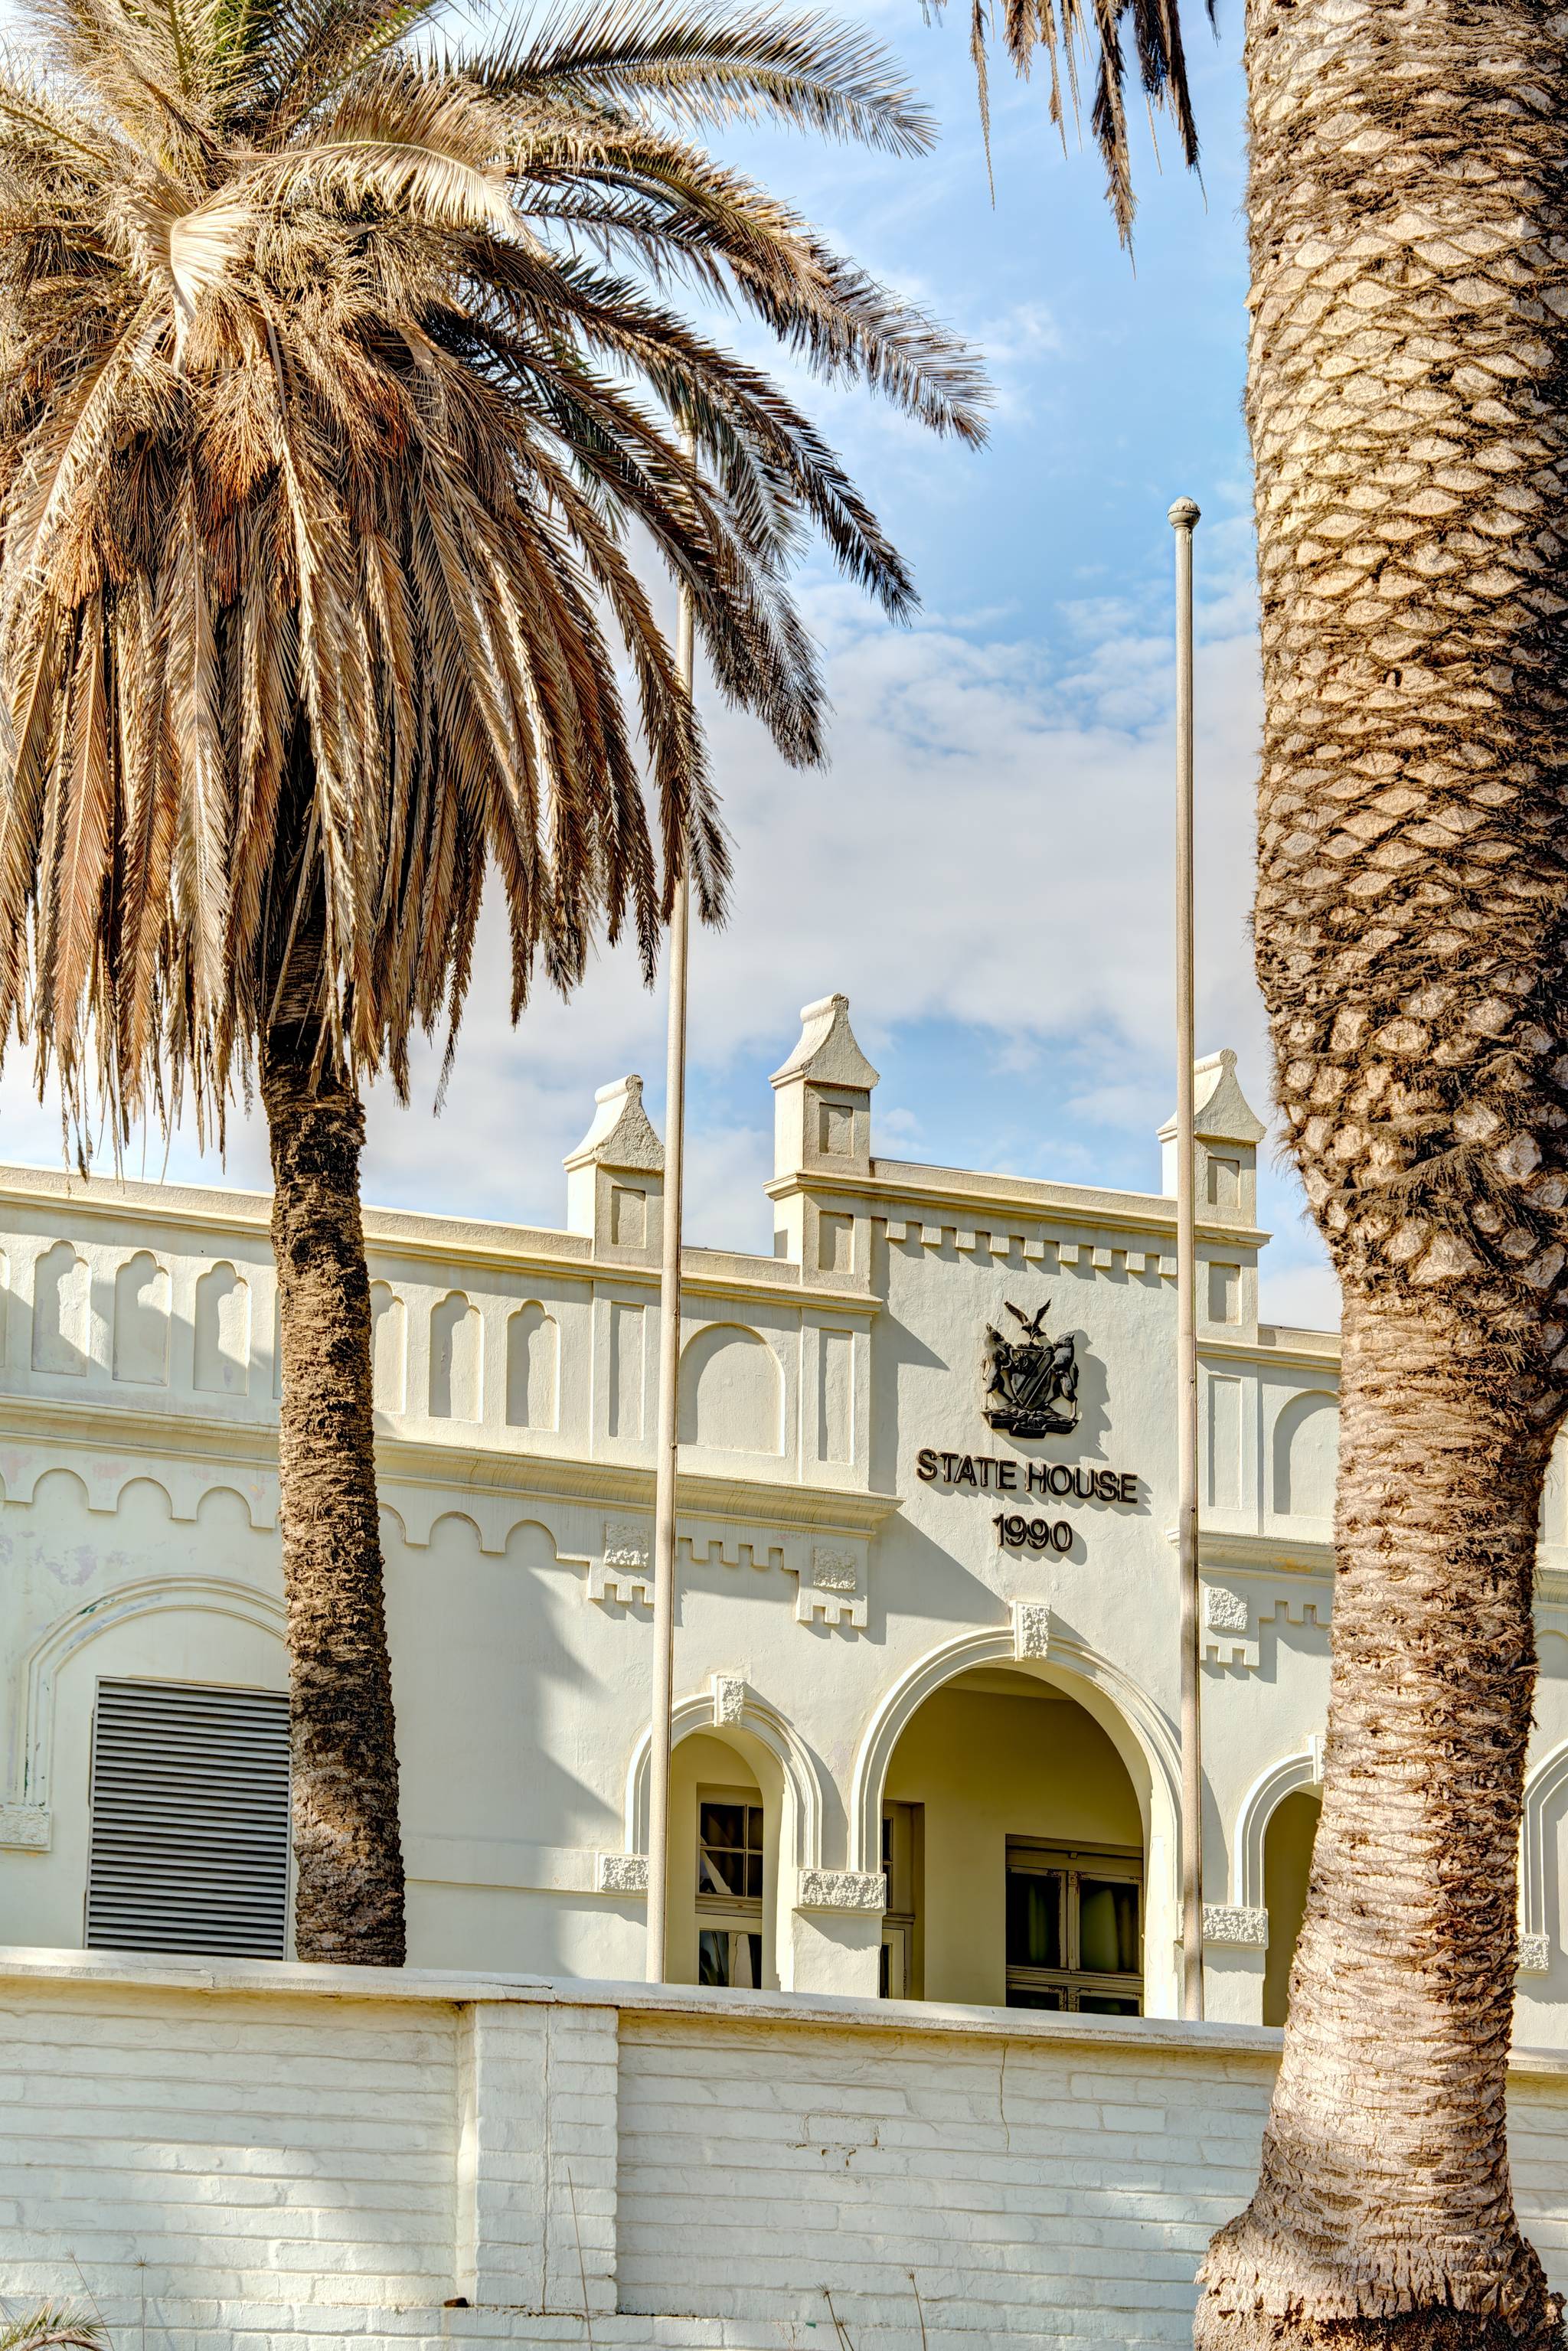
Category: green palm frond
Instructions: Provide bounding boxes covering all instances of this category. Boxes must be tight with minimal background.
[0,0,988,1137]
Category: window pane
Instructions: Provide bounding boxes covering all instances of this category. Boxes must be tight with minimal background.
[701,1801,744,1850]
[746,1854,763,1899]
[698,1928,731,1986]
[879,1940,890,1998]
[700,1847,746,1895]
[1006,1868,1063,1969]
[746,1807,764,1852]
[1078,1878,1140,1975]
[1006,1984,1066,2010]
[736,1931,762,1988]
[1076,1992,1140,2015]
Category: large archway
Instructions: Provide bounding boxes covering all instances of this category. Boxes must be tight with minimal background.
[880,1665,1147,2013]
[850,1620,1181,2015]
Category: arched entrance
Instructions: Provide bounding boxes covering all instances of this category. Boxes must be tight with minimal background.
[880,1666,1146,2013]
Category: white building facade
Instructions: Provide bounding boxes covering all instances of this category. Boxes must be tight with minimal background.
[4,991,1568,2039]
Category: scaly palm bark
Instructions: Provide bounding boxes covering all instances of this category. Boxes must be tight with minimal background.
[262,1024,400,1963]
[0,0,988,1963]
[1194,0,1568,2340]
[962,0,1568,2333]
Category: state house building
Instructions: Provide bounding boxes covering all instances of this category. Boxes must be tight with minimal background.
[5,991,1568,2039]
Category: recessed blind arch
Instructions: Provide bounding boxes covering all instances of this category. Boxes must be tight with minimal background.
[86,1677,291,1957]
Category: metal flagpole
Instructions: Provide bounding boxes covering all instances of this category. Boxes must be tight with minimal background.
[646,500,695,1986]
[1168,494,1204,2024]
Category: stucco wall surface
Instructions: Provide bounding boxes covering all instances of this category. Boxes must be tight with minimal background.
[5,1954,1568,2351]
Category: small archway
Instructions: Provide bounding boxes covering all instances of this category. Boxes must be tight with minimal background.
[507,1303,559,1431]
[1521,1738,1568,1969]
[1262,1788,1321,2025]
[430,1291,482,1421]
[618,1682,828,1993]
[668,1730,785,1990]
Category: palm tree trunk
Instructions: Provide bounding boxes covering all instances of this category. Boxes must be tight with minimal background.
[1199,0,1568,2334]
[1197,1290,1557,2345]
[260,1024,405,1966]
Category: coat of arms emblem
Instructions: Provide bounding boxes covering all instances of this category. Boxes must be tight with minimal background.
[982,1302,1080,1438]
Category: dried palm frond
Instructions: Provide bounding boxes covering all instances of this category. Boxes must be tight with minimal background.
[0,2306,107,2351]
[952,0,1203,243]
[0,0,990,1141]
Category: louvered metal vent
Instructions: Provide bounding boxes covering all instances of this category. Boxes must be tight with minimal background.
[87,1677,291,1958]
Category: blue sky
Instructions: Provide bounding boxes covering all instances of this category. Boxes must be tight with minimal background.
[0,0,1340,1327]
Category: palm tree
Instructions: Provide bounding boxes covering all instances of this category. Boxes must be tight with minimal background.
[0,0,985,1967]
[948,2,1568,2343]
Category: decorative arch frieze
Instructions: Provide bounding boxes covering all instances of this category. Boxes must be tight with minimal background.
[1,1572,286,1850]
[0,1455,276,1530]
[377,1487,587,1563]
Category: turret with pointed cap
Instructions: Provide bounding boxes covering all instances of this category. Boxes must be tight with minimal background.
[564,1073,665,1259]
[1159,1047,1266,1227]
[771,993,879,1183]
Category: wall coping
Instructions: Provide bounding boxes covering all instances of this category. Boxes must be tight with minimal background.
[1,1946,1563,2075]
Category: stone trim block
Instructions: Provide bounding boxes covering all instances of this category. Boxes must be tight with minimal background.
[1012,1601,1051,1660]
[1204,1904,1269,1949]
[0,1804,50,1850]
[795,1868,886,1915]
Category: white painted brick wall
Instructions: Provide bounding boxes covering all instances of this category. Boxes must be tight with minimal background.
[2,1955,1566,2351]
[2,1977,460,2312]
[456,2000,619,2313]
[615,2020,1274,2346]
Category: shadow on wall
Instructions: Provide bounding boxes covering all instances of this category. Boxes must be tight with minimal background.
[382,1510,629,1977]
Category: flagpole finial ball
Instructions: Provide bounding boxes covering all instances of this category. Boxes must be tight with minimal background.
[1168,496,1201,531]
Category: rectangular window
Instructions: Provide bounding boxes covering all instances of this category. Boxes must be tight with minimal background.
[1004,1840,1142,2014]
[87,1678,291,1958]
[696,1788,765,1990]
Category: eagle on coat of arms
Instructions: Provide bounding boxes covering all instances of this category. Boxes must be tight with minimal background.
[982,1301,1080,1438]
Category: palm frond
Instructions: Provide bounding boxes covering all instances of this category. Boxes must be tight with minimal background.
[956,0,1201,243]
[455,0,936,157]
[0,2304,109,2351]
[0,0,987,1138]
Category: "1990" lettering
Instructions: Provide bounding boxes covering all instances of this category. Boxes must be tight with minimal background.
[993,1513,1073,1554]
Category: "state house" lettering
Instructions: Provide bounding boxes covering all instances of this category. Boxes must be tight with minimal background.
[916,1449,1138,1505]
